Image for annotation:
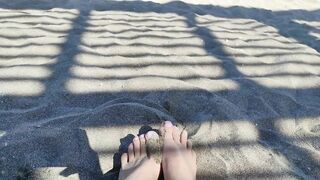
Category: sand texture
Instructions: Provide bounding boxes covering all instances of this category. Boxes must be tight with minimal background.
[0,0,320,179]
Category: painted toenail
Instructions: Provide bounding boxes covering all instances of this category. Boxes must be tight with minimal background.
[133,136,139,141]
[139,134,144,139]
[146,131,158,139]
[164,121,173,127]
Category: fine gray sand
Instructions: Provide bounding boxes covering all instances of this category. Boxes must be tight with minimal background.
[0,0,320,179]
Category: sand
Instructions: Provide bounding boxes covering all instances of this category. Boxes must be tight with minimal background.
[0,0,319,179]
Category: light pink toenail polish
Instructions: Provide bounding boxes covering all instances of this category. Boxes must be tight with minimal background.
[133,136,138,141]
[164,121,173,127]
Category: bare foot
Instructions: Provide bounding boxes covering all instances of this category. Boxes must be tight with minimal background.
[160,121,197,180]
[119,132,161,180]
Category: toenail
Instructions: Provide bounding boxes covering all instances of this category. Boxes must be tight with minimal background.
[147,131,158,139]
[145,133,150,139]
[139,134,144,139]
[164,121,173,127]
[133,136,139,141]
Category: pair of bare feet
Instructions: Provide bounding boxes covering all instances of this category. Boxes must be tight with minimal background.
[118,121,197,180]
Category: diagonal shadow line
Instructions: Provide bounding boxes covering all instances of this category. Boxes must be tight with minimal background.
[41,8,90,100]
[173,7,320,178]
[31,7,105,180]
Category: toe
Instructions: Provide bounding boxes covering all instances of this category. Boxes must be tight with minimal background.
[172,126,181,143]
[180,129,188,147]
[187,140,196,159]
[128,143,135,162]
[162,121,174,140]
[133,136,140,158]
[139,134,147,156]
[146,131,160,146]
[145,131,160,150]
[159,121,165,136]
[121,153,128,168]
[145,131,161,162]
[146,130,159,139]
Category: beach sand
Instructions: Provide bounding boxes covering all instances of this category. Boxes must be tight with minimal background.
[0,0,320,179]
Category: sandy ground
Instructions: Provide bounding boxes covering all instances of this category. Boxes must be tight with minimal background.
[0,0,320,179]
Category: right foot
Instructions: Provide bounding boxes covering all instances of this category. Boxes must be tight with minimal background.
[160,121,197,180]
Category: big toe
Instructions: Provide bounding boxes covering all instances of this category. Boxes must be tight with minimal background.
[160,121,174,140]
[146,130,159,140]
[172,126,181,143]
[145,131,162,164]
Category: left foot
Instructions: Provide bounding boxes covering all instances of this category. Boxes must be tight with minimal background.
[118,131,161,180]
